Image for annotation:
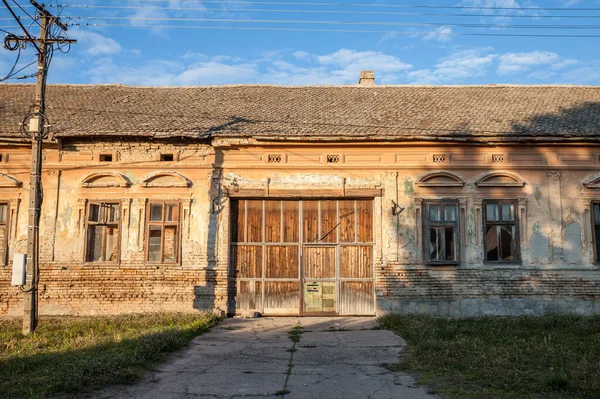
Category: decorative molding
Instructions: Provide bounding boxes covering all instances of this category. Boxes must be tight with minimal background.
[141,171,192,188]
[547,172,561,180]
[45,170,60,178]
[0,172,23,188]
[472,198,483,206]
[518,197,528,246]
[81,172,131,188]
[475,171,526,187]
[582,174,600,188]
[415,171,465,187]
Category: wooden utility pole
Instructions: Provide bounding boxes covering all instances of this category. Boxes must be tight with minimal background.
[2,0,76,335]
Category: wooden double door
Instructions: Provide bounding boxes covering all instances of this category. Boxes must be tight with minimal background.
[230,199,375,315]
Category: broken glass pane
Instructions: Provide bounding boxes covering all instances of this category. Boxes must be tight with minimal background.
[445,227,455,260]
[166,204,180,222]
[105,203,119,223]
[486,204,499,222]
[485,225,499,261]
[88,204,100,222]
[86,225,103,262]
[148,226,162,261]
[0,204,7,223]
[502,203,515,222]
[105,226,119,262]
[429,205,441,222]
[164,226,177,262]
[444,205,457,222]
[429,228,442,261]
[500,225,515,261]
[150,204,163,221]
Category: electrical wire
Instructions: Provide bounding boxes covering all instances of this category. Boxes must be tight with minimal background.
[52,0,600,11]
[48,4,600,19]
[11,0,42,28]
[62,15,600,30]
[67,23,600,37]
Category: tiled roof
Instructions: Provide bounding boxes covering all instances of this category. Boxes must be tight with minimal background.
[1,84,600,142]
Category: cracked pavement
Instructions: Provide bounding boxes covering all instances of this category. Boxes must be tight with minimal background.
[93,317,437,399]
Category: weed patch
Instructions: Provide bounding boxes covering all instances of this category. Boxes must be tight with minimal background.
[379,314,600,399]
[0,312,220,398]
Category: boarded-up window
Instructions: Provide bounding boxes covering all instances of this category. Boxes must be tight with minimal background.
[0,203,8,265]
[86,202,120,263]
[484,200,518,263]
[146,202,180,263]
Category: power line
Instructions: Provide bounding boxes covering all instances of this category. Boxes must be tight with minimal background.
[52,0,600,11]
[51,5,600,19]
[62,16,600,30]
[69,23,600,37]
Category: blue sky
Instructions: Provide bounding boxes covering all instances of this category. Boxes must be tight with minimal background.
[2,0,600,85]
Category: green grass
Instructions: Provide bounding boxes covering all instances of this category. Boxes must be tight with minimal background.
[0,312,221,399]
[379,314,600,399]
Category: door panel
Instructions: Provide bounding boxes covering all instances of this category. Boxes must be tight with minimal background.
[230,198,375,316]
[303,246,336,279]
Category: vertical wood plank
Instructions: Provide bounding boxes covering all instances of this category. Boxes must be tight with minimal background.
[265,200,282,243]
[303,201,319,243]
[232,245,262,278]
[340,246,373,279]
[339,200,356,243]
[339,281,375,315]
[304,246,336,279]
[246,200,263,242]
[357,200,373,243]
[266,245,300,278]
[320,200,338,243]
[283,201,300,243]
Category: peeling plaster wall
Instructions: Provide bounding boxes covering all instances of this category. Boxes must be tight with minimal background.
[1,141,600,316]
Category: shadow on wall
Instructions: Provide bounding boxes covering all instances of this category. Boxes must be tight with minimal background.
[193,146,225,314]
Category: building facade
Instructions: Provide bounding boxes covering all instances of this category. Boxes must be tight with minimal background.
[1,83,600,316]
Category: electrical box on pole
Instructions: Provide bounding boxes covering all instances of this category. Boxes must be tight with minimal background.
[11,253,26,286]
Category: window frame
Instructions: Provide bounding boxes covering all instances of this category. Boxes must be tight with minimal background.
[423,200,460,266]
[84,201,122,264]
[0,202,9,266]
[483,199,520,264]
[592,202,600,264]
[145,201,182,264]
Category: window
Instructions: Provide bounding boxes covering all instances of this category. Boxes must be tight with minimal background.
[146,202,180,263]
[0,203,8,264]
[99,154,113,162]
[484,200,518,263]
[160,154,174,162]
[593,203,600,263]
[85,202,120,263]
[424,201,459,264]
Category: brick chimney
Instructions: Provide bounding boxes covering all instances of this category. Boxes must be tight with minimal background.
[358,70,375,85]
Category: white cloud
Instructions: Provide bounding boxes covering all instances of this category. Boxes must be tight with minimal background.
[73,30,122,56]
[497,51,560,75]
[409,48,496,84]
[424,26,453,42]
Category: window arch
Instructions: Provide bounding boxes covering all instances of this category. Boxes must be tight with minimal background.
[474,172,526,187]
[140,171,192,188]
[80,172,131,188]
[415,171,465,188]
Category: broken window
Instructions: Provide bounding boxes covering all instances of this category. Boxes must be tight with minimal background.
[86,202,120,263]
[484,200,519,263]
[424,201,459,264]
[0,203,8,265]
[146,202,180,263]
[593,203,600,263]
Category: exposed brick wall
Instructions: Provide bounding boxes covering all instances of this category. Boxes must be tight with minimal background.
[0,263,229,316]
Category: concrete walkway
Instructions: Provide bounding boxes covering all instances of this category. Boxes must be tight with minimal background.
[94,317,437,399]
